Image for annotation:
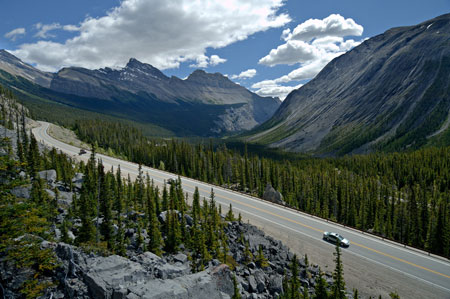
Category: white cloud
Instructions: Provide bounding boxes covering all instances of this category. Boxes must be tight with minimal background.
[259,40,319,66]
[63,25,81,32]
[4,28,26,41]
[189,54,227,68]
[12,0,290,72]
[254,14,363,99]
[252,80,302,100]
[209,55,226,66]
[34,23,62,39]
[231,68,257,79]
[285,14,363,42]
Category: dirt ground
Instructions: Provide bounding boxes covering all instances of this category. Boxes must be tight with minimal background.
[47,124,90,149]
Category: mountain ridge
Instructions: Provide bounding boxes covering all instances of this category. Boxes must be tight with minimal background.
[0,52,280,136]
[246,13,450,155]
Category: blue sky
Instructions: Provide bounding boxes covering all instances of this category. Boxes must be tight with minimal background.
[1,0,449,99]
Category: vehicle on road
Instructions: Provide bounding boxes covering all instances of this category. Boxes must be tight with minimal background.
[323,231,350,247]
[167,178,175,185]
[79,149,87,155]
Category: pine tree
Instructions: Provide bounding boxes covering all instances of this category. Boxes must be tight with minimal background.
[255,245,269,268]
[289,254,301,299]
[225,203,235,221]
[192,187,201,226]
[99,167,114,250]
[314,269,329,299]
[243,240,253,264]
[332,244,346,299]
[77,187,96,244]
[232,274,241,299]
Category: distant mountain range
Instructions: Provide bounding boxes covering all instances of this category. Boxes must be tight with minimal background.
[245,13,450,155]
[0,50,280,136]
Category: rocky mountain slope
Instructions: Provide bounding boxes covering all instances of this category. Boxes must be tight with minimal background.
[0,51,280,136]
[246,13,450,155]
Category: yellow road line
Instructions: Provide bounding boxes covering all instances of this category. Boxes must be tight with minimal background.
[351,241,450,279]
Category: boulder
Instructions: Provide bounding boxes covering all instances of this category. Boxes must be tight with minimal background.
[247,275,257,293]
[133,251,161,268]
[268,275,283,295]
[262,183,285,205]
[46,189,56,198]
[10,185,31,199]
[173,253,188,264]
[127,265,233,299]
[38,169,57,185]
[158,210,179,224]
[72,172,84,189]
[155,262,190,279]
[184,214,193,226]
[84,255,147,298]
[253,270,266,293]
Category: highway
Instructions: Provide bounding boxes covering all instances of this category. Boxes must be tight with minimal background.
[33,121,450,298]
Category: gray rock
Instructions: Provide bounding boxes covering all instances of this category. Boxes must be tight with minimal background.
[46,188,56,198]
[72,172,84,189]
[268,275,283,295]
[174,253,188,264]
[57,191,74,206]
[184,214,193,226]
[132,251,161,268]
[254,270,266,293]
[10,185,31,199]
[155,262,190,279]
[262,184,285,205]
[54,228,61,240]
[84,255,147,298]
[127,264,233,299]
[239,277,249,291]
[113,287,128,299]
[38,169,57,184]
[67,230,76,241]
[247,275,257,293]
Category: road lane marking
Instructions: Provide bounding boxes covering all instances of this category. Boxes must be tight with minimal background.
[36,122,450,283]
[351,241,450,280]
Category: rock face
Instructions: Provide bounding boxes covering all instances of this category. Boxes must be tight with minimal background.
[0,52,280,137]
[51,243,234,299]
[247,13,450,155]
[262,184,285,205]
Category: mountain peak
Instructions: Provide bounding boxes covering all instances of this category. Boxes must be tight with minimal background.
[126,58,145,68]
[123,58,168,81]
[186,69,232,84]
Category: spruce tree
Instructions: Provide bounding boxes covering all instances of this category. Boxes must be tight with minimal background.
[332,244,346,299]
[255,245,269,268]
[225,203,235,221]
[232,274,241,299]
[314,269,329,299]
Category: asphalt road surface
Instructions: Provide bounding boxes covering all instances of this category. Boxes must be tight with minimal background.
[33,121,450,298]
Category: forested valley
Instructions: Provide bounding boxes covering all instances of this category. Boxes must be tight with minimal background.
[74,119,450,258]
[1,86,357,298]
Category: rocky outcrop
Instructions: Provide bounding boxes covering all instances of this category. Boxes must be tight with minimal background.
[262,183,285,206]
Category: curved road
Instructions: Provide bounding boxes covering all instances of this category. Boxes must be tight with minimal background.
[33,121,450,298]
